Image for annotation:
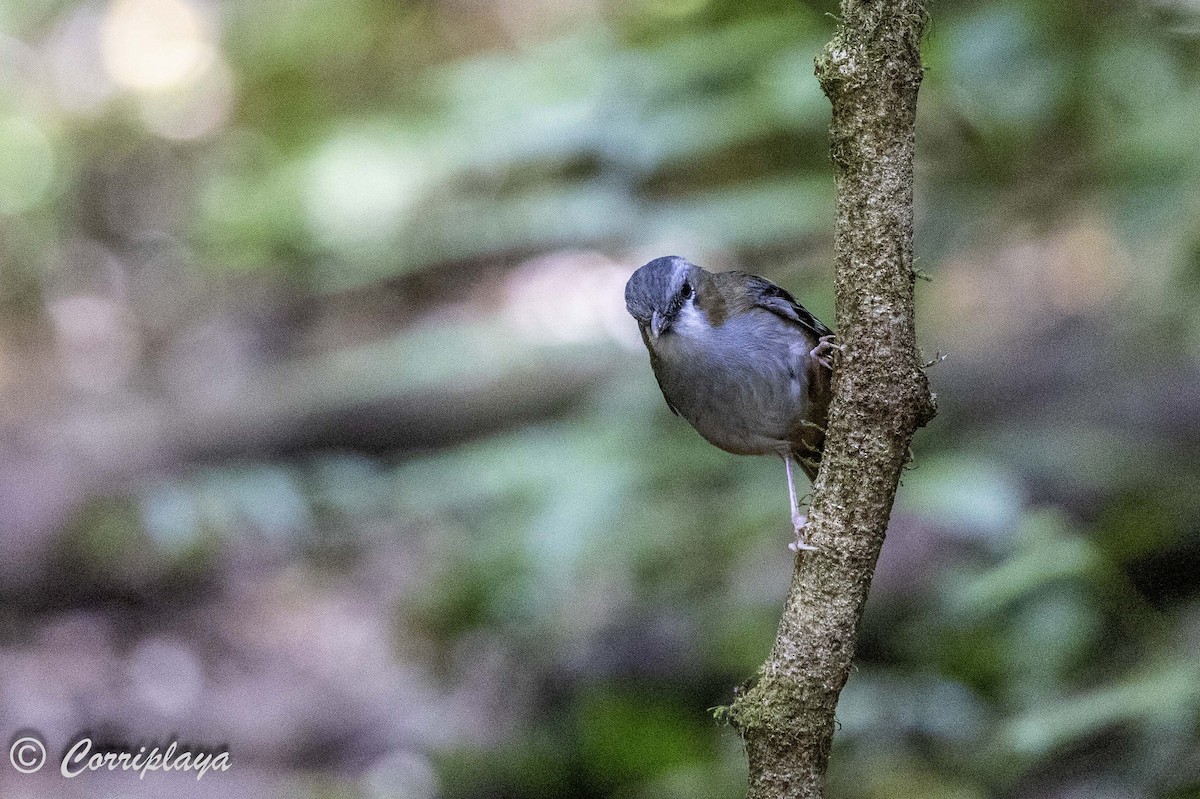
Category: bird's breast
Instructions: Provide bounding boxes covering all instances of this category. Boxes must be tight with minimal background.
[650,308,811,456]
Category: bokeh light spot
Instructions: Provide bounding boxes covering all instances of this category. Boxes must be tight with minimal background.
[101,0,216,91]
[304,131,428,250]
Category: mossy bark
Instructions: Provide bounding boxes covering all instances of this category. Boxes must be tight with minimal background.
[728,3,936,797]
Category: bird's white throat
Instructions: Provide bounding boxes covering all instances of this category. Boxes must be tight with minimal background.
[672,298,708,337]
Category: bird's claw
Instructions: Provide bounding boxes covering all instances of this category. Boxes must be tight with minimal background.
[810,335,840,370]
[789,514,818,553]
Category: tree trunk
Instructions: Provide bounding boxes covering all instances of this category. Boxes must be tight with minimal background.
[728,3,937,797]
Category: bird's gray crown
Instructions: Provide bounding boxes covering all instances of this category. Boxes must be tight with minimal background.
[624,255,697,322]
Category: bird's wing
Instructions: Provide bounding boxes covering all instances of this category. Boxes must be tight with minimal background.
[735,273,833,340]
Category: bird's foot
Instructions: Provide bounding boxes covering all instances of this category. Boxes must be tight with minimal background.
[810,335,841,370]
[788,513,818,553]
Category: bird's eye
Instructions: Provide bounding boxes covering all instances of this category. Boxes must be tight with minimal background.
[680,281,693,300]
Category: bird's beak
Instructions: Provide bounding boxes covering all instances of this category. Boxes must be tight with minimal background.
[650,310,667,338]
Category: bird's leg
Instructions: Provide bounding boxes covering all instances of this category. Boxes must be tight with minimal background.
[784,455,817,552]
[809,334,841,370]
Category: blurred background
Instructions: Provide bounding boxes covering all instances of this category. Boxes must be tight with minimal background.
[0,0,1198,796]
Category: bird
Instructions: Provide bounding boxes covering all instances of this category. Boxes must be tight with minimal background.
[624,255,836,552]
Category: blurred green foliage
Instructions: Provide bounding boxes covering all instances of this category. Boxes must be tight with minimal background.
[2,0,1200,797]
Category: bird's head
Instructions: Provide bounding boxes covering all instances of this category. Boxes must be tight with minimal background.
[624,255,706,339]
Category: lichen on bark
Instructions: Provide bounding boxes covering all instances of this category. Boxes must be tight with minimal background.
[728,2,936,797]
